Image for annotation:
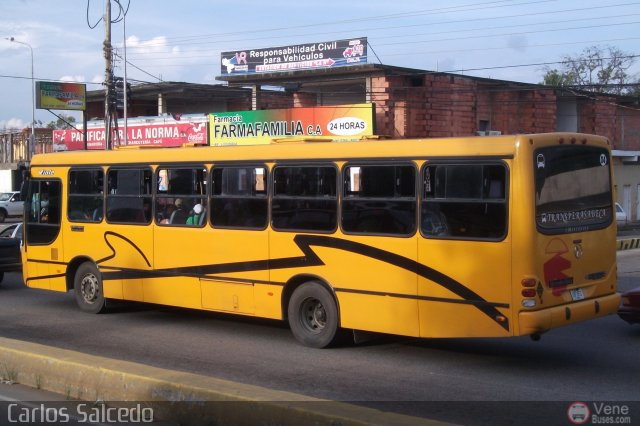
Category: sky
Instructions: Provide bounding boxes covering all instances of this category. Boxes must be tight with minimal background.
[1,0,639,130]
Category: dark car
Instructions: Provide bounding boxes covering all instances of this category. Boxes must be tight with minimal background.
[0,223,22,284]
[618,287,640,325]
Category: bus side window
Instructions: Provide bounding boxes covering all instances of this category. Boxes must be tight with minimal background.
[421,163,507,240]
[271,165,337,232]
[106,168,152,224]
[342,164,416,236]
[211,166,268,229]
[68,169,104,223]
[155,167,207,227]
[26,179,62,245]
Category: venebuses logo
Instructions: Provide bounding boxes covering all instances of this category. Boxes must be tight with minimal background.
[568,402,590,424]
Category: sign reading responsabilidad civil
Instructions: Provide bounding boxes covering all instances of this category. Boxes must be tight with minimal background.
[36,81,86,111]
[209,104,374,146]
[220,37,367,75]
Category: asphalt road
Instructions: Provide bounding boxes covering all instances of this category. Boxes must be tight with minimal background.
[0,248,638,424]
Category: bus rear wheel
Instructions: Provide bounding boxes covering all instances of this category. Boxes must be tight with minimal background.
[74,262,106,314]
[288,282,341,348]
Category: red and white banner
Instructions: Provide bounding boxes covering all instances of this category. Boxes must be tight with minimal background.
[52,122,208,151]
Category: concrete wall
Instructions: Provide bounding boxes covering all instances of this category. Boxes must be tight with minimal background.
[0,170,12,192]
[613,160,640,222]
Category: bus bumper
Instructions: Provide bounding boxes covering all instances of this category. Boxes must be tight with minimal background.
[518,293,621,335]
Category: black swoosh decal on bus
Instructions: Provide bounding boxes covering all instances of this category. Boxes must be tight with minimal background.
[97,231,152,267]
[26,231,509,330]
[92,232,509,331]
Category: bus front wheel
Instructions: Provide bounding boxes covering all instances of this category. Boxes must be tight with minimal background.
[288,282,341,348]
[74,262,106,314]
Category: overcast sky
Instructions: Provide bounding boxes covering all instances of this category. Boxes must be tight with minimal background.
[1,0,639,129]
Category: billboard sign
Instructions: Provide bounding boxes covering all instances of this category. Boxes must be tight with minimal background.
[209,103,374,146]
[52,121,208,151]
[36,81,86,111]
[221,37,367,75]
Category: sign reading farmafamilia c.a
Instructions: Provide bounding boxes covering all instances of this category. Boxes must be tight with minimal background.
[209,103,374,146]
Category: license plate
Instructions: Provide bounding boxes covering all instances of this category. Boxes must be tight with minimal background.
[570,288,585,301]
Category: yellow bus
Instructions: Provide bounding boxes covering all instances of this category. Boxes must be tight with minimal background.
[22,132,620,348]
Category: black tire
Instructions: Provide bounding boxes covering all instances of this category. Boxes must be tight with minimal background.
[74,262,106,314]
[288,282,341,348]
[0,210,6,223]
[0,271,4,284]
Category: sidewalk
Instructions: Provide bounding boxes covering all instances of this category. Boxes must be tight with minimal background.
[0,337,447,426]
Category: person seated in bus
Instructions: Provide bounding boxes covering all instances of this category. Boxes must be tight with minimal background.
[159,204,176,224]
[169,198,189,224]
[422,203,449,236]
[186,203,203,226]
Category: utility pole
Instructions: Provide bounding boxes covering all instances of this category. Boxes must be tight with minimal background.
[103,0,112,150]
[123,10,128,145]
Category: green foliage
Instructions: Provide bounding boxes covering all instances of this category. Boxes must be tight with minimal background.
[540,46,639,95]
[46,115,76,129]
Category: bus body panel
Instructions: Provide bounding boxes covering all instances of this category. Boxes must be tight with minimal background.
[518,293,620,334]
[417,238,512,338]
[99,224,154,303]
[22,133,619,343]
[23,166,66,292]
[510,134,620,335]
[269,231,420,337]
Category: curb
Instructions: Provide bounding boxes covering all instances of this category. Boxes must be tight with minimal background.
[0,337,451,426]
[617,238,640,251]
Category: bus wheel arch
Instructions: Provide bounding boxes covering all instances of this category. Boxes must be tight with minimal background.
[283,276,343,348]
[66,256,95,291]
[72,260,107,314]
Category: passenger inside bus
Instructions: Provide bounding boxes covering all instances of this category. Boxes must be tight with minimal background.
[186,203,204,226]
[169,198,189,224]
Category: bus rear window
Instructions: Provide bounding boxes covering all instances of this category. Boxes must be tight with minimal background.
[534,145,612,234]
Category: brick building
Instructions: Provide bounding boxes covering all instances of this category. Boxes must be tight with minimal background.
[219,64,640,220]
[4,64,640,219]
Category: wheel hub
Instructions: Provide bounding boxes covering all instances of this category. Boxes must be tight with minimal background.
[301,298,326,332]
[81,274,99,304]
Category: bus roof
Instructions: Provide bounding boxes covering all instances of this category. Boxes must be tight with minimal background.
[30,132,609,167]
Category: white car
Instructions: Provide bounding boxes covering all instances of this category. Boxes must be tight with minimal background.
[616,202,628,225]
[0,192,23,223]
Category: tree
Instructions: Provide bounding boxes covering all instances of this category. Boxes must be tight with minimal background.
[541,46,639,95]
[46,115,76,129]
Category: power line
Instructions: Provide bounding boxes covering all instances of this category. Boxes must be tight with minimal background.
[130,0,554,46]
[113,50,162,82]
[0,74,103,86]
[122,1,639,51]
[378,36,640,58]
[375,21,640,48]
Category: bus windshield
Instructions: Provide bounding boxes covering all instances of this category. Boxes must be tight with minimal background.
[534,145,612,234]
